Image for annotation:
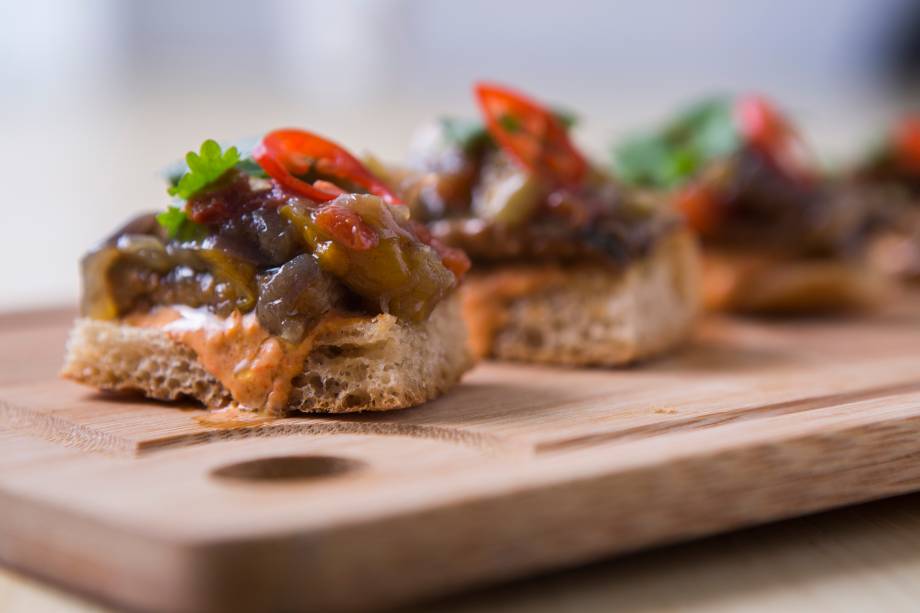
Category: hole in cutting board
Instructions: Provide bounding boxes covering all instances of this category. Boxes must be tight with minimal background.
[211,455,364,483]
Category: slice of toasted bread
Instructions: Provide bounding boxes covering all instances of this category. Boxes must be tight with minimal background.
[867,230,920,282]
[461,230,701,366]
[701,250,889,314]
[61,293,472,414]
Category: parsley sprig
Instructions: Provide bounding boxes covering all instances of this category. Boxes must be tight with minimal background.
[612,98,740,189]
[157,139,242,239]
[168,139,240,199]
[155,206,203,242]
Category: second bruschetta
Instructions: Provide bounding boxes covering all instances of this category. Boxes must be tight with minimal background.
[385,83,700,366]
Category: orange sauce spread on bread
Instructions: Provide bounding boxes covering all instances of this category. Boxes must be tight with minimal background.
[193,404,277,429]
[462,267,567,358]
[126,306,320,414]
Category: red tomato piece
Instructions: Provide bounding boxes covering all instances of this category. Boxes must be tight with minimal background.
[734,95,815,183]
[411,221,471,280]
[675,183,723,236]
[313,203,379,251]
[436,242,472,279]
[894,115,920,174]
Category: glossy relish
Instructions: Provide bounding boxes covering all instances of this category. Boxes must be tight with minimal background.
[612,95,882,257]
[396,117,673,267]
[81,137,468,342]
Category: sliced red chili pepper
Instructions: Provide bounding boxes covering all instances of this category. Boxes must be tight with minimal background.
[675,182,723,236]
[894,115,920,174]
[253,129,401,204]
[474,82,588,188]
[734,95,815,183]
[312,180,348,197]
[313,203,379,251]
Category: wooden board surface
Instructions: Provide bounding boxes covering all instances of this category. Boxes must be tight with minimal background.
[2,304,920,612]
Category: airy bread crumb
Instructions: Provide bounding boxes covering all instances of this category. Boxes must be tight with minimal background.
[462,230,701,366]
[61,294,472,414]
[701,249,889,314]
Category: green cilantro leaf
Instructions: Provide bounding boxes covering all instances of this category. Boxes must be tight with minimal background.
[156,206,205,242]
[162,138,266,186]
[613,97,740,188]
[613,135,688,189]
[666,98,738,159]
[440,117,491,152]
[168,139,240,200]
[156,206,186,237]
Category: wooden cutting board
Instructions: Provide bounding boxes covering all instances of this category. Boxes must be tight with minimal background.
[2,303,920,612]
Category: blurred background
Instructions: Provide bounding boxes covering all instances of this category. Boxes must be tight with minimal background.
[1,0,919,309]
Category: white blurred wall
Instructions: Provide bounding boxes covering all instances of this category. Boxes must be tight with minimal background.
[0,0,913,309]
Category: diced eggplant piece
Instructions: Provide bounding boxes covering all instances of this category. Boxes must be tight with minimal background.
[256,254,343,342]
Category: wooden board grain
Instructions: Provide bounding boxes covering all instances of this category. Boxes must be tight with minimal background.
[1,304,920,612]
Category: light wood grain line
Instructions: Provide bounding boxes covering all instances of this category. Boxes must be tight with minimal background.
[9,378,920,459]
[136,420,521,457]
[172,402,920,612]
[536,379,920,453]
[0,392,520,458]
[0,399,135,456]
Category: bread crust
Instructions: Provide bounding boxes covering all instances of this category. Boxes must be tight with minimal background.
[461,230,701,366]
[701,249,889,314]
[867,230,920,282]
[61,294,472,414]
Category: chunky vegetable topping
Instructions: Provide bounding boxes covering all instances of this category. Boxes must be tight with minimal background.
[614,96,816,190]
[609,95,880,255]
[856,114,920,193]
[82,130,468,338]
[399,83,672,267]
[734,95,814,183]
